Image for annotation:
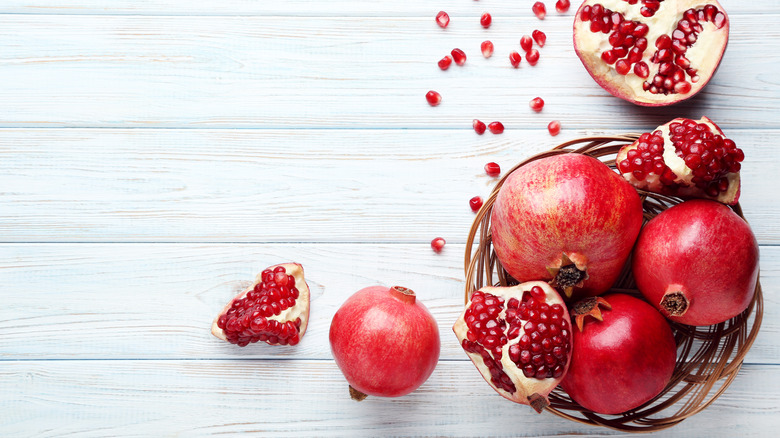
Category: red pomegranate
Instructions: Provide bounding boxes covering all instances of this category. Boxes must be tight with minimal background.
[453,282,573,412]
[560,294,677,414]
[633,199,759,326]
[573,0,729,106]
[212,263,310,346]
[617,116,743,205]
[329,285,440,399]
[490,154,643,300]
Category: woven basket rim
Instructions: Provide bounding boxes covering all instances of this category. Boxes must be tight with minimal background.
[463,134,763,432]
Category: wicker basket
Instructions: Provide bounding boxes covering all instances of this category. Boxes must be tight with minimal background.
[463,135,763,432]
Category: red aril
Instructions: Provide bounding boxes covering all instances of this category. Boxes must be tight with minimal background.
[212,263,310,347]
[573,0,729,106]
[426,90,442,106]
[561,294,677,414]
[526,49,540,65]
[520,35,533,52]
[532,30,547,47]
[452,48,467,66]
[616,116,743,204]
[473,119,487,135]
[556,0,571,13]
[485,162,501,177]
[438,55,453,70]
[453,282,573,412]
[548,120,561,136]
[533,2,547,20]
[529,97,545,112]
[436,11,450,28]
[481,13,492,28]
[633,199,759,326]
[481,40,494,58]
[509,51,522,68]
[431,237,446,253]
[488,121,505,134]
[470,196,484,212]
[330,286,440,399]
[491,154,643,299]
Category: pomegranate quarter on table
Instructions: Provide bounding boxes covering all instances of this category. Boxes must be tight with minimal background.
[212,263,310,347]
[573,0,729,106]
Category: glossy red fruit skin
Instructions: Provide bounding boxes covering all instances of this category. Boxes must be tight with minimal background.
[490,154,643,300]
[632,199,759,326]
[329,286,441,398]
[560,294,677,415]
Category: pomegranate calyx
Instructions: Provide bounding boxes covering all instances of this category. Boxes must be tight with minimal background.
[547,253,589,298]
[528,393,549,413]
[390,286,416,304]
[571,296,612,332]
[349,385,369,402]
[660,287,689,317]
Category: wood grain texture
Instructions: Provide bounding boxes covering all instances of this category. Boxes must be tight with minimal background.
[0,12,777,129]
[1,128,778,243]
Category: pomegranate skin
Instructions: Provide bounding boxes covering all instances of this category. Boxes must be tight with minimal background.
[561,294,677,415]
[633,199,759,326]
[491,154,643,300]
[329,285,441,398]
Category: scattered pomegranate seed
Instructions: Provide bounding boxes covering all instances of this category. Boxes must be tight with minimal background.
[526,49,540,66]
[548,120,561,136]
[488,121,505,134]
[481,40,494,58]
[520,35,533,52]
[532,30,547,47]
[485,162,501,177]
[530,97,545,112]
[473,119,487,135]
[509,51,522,68]
[451,48,467,66]
[480,13,492,28]
[436,11,450,28]
[556,0,570,13]
[469,196,484,212]
[533,2,547,20]
[438,55,453,70]
[431,237,446,253]
[426,90,442,106]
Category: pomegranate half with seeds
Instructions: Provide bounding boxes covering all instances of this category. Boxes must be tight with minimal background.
[212,263,310,346]
[573,0,729,106]
[454,282,573,412]
[617,116,743,204]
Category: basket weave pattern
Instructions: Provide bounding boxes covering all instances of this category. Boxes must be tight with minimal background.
[463,135,763,432]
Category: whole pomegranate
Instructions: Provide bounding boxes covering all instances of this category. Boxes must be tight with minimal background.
[212,263,310,346]
[453,282,572,413]
[633,199,759,326]
[560,294,677,415]
[491,154,643,300]
[617,116,743,204]
[573,0,729,106]
[329,285,440,400]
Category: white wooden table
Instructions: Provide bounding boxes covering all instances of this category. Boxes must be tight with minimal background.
[1,1,778,436]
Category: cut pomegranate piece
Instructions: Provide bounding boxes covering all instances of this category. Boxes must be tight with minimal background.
[425,90,442,106]
[438,55,453,70]
[509,51,522,68]
[453,282,573,412]
[488,121,505,134]
[473,119,487,135]
[616,116,742,204]
[532,30,547,47]
[548,120,561,136]
[470,196,484,212]
[481,13,492,28]
[520,35,533,52]
[556,0,571,13]
[436,11,450,28]
[481,40,494,58]
[573,0,729,106]
[451,48,467,66]
[526,49,540,66]
[431,237,446,253]
[533,2,547,20]
[485,162,501,177]
[529,97,545,112]
[212,263,310,347]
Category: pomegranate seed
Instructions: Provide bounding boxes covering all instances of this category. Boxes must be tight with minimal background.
[480,13,492,28]
[488,121,505,134]
[470,196,484,212]
[526,49,540,66]
[529,97,545,112]
[548,120,561,136]
[485,162,501,177]
[532,30,547,47]
[431,237,446,253]
[509,51,522,68]
[481,40,494,58]
[451,48,467,66]
[436,11,450,28]
[615,59,630,75]
[438,55,453,70]
[533,2,547,20]
[425,90,442,106]
[556,0,570,13]
[473,119,487,135]
[520,35,533,52]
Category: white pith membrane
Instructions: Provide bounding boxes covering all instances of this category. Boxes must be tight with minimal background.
[453,282,572,412]
[211,263,310,345]
[573,0,728,106]
[615,116,741,204]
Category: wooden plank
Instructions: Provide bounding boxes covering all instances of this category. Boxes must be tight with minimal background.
[1,360,778,437]
[0,243,775,363]
[0,128,777,243]
[0,14,777,129]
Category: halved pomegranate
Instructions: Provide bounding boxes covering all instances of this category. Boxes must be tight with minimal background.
[573,0,729,106]
[453,282,573,413]
[212,263,310,346]
[616,116,743,204]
